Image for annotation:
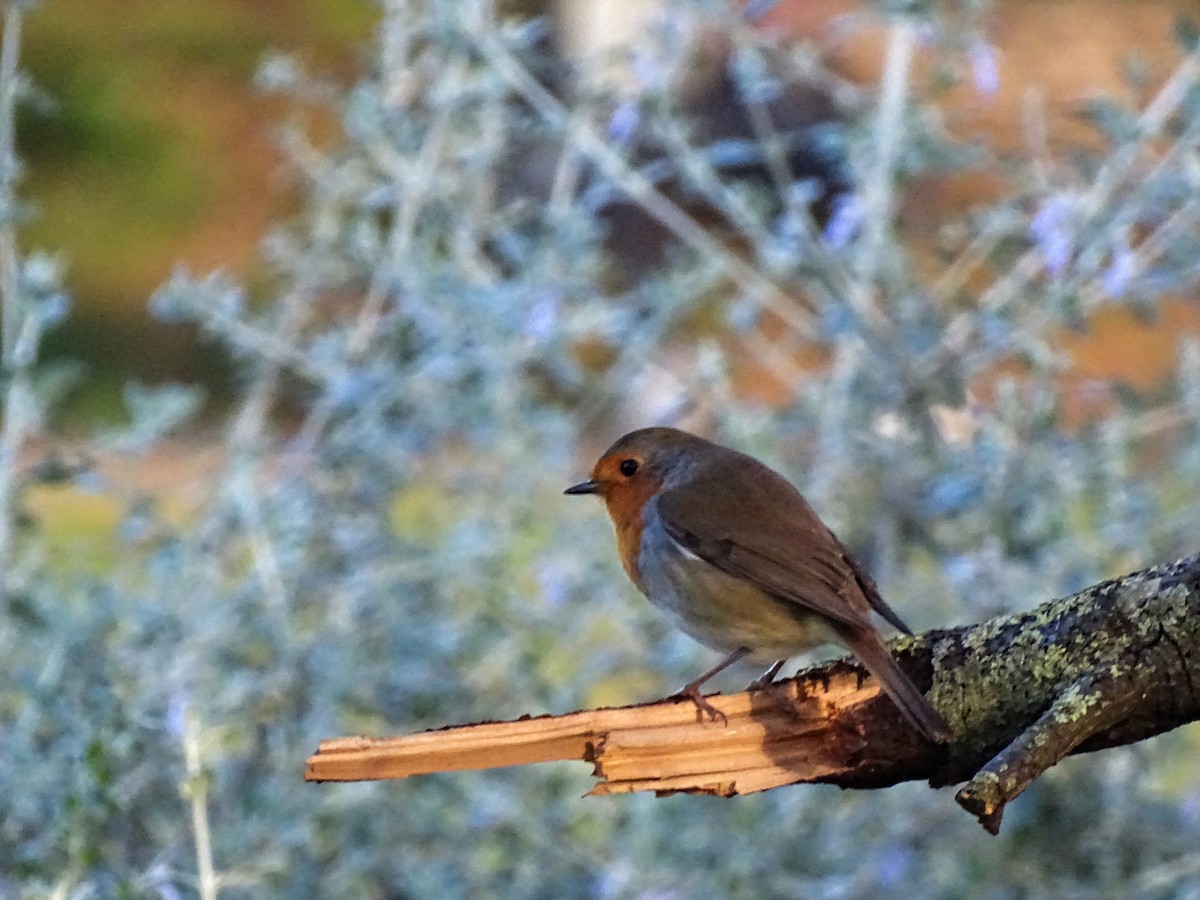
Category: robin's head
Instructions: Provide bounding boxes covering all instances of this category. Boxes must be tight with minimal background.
[564,427,708,503]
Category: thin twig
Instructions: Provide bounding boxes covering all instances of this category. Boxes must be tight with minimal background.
[183,708,219,900]
[847,17,915,328]
[474,28,817,341]
[0,5,25,578]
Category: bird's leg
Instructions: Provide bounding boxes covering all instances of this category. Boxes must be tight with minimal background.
[670,647,751,724]
[746,659,787,692]
[747,658,815,721]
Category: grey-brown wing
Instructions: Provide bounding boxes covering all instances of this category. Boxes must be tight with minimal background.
[833,531,913,634]
[656,464,875,631]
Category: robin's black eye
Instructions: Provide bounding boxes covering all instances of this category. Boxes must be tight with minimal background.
[619,458,639,477]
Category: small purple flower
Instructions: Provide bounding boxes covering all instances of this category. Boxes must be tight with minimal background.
[1030,195,1077,276]
[166,689,189,740]
[741,0,779,22]
[1101,240,1137,298]
[524,291,560,342]
[874,845,914,888]
[631,46,668,94]
[535,558,569,608]
[607,100,640,144]
[823,193,863,248]
[1180,790,1200,827]
[969,39,1000,98]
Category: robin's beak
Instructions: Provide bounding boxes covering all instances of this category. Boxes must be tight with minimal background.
[564,479,601,496]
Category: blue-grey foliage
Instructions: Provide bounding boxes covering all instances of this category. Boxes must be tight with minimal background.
[4,1,1200,896]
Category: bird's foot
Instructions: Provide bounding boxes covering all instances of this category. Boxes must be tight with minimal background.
[745,659,787,693]
[751,675,811,721]
[668,683,728,725]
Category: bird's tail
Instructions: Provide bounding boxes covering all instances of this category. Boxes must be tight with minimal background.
[841,626,952,743]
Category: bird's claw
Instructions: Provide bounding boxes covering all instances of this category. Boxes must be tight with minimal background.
[669,684,728,725]
[746,659,787,693]
[745,674,775,693]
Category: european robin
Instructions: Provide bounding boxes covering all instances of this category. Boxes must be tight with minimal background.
[566,426,951,742]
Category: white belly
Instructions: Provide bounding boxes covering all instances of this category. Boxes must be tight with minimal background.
[635,515,840,663]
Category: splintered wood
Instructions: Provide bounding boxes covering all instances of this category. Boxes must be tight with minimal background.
[305,554,1200,832]
[305,672,907,796]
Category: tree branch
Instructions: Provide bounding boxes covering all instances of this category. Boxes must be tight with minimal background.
[305,553,1200,833]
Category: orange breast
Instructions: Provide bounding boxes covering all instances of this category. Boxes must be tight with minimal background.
[603,479,657,592]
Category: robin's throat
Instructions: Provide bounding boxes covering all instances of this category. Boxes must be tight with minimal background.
[603,482,656,591]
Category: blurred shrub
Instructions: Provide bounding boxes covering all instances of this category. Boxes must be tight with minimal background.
[4,1,1200,897]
